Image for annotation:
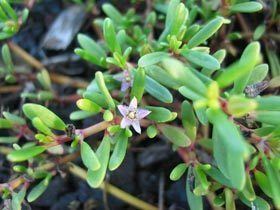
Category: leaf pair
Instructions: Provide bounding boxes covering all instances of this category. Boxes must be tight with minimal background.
[217,42,261,89]
[87,136,111,188]
[75,34,106,67]
[87,130,128,188]
[23,103,66,131]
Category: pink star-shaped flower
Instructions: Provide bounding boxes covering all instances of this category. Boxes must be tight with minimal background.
[117,97,151,134]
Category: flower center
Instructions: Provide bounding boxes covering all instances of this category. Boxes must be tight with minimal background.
[127,111,136,120]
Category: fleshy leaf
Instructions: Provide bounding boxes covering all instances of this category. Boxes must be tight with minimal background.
[8,146,46,162]
[207,108,249,190]
[145,75,173,103]
[109,130,128,171]
[229,2,263,13]
[27,175,52,202]
[81,141,101,171]
[23,104,66,130]
[95,71,116,110]
[77,99,102,113]
[181,49,220,70]
[262,154,280,208]
[170,163,187,181]
[187,16,225,49]
[146,106,173,122]
[217,42,260,88]
[131,67,145,101]
[181,100,197,140]
[138,52,169,67]
[87,136,111,188]
[186,167,203,210]
[159,125,191,147]
[103,18,122,54]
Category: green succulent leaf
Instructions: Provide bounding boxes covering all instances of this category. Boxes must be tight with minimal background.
[262,154,280,208]
[12,187,26,210]
[0,0,18,21]
[170,163,187,181]
[76,99,102,113]
[247,64,268,85]
[87,136,111,188]
[224,188,236,210]
[187,16,225,49]
[37,69,51,90]
[181,100,197,141]
[32,117,54,136]
[201,49,226,76]
[181,49,220,70]
[204,166,233,188]
[253,24,266,40]
[83,91,109,109]
[138,52,169,67]
[255,111,280,125]
[103,18,122,54]
[144,65,181,89]
[23,104,66,130]
[95,71,116,110]
[8,146,46,162]
[27,174,52,202]
[109,130,128,171]
[186,167,203,210]
[159,125,191,147]
[229,2,263,13]
[81,141,101,171]
[169,3,188,38]
[159,0,180,41]
[217,42,260,88]
[145,75,173,103]
[146,106,173,122]
[147,125,158,138]
[2,44,14,73]
[102,4,123,24]
[0,136,19,143]
[256,96,280,111]
[77,34,106,59]
[161,58,207,96]
[254,170,273,198]
[240,173,256,201]
[0,118,13,128]
[70,110,96,121]
[131,67,145,101]
[207,108,249,190]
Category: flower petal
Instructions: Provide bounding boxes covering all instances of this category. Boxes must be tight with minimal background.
[121,81,130,92]
[118,105,129,116]
[120,118,132,128]
[131,120,141,134]
[137,109,151,119]
[129,97,138,110]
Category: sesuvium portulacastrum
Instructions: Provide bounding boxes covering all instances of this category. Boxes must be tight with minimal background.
[4,1,280,209]
[117,97,151,134]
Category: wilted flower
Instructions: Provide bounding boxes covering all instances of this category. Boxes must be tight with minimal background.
[114,70,133,92]
[117,97,151,134]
